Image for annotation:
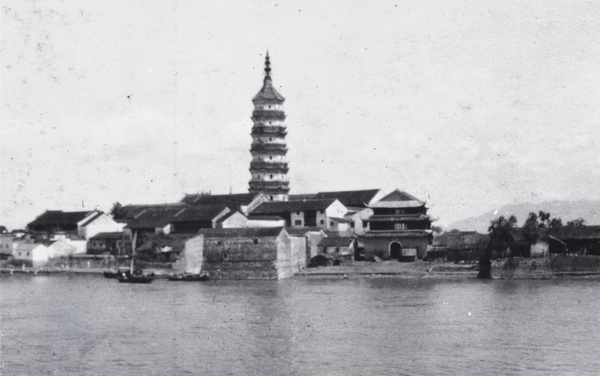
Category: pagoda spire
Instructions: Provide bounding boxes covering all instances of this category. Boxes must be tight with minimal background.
[264,51,271,77]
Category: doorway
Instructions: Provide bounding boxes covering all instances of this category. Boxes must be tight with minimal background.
[389,242,402,260]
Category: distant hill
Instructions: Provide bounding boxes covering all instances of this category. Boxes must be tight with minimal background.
[448,200,600,233]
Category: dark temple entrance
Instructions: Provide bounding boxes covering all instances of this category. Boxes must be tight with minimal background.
[390,242,402,260]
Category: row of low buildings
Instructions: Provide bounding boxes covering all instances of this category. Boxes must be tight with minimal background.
[429,226,600,262]
[3,188,434,276]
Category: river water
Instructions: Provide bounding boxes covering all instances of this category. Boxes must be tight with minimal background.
[1,274,599,375]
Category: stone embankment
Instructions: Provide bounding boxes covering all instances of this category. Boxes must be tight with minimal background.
[4,255,600,279]
[298,260,479,279]
[301,256,600,279]
[494,255,600,279]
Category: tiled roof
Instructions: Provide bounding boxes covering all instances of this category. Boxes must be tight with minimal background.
[78,211,104,227]
[288,194,316,201]
[312,189,382,207]
[125,208,181,229]
[181,193,260,210]
[368,189,425,209]
[28,210,96,228]
[549,226,600,240]
[253,76,285,102]
[251,199,337,214]
[89,232,126,240]
[198,227,285,238]
[318,237,355,247]
[247,215,285,221]
[288,190,382,207]
[171,206,227,222]
[120,204,186,220]
[123,205,227,230]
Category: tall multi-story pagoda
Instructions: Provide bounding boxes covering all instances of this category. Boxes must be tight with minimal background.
[248,53,290,201]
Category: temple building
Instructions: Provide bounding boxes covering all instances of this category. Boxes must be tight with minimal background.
[248,53,290,201]
[360,189,432,261]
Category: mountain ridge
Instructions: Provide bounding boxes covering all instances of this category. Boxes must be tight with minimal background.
[448,199,600,233]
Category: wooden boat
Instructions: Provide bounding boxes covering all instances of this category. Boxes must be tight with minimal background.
[116,231,153,284]
[167,273,210,282]
[103,268,133,279]
[117,270,153,284]
[104,270,120,278]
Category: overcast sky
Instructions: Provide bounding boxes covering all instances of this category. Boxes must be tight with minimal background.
[2,0,600,230]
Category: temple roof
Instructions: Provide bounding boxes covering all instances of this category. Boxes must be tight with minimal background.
[367,189,425,209]
[253,53,285,103]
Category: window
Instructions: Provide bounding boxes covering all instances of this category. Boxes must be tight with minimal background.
[253,239,259,245]
[330,222,334,227]
[350,222,355,229]
[394,223,407,230]
[269,156,272,160]
[270,174,273,179]
[320,220,325,225]
[363,221,368,228]
[294,220,302,226]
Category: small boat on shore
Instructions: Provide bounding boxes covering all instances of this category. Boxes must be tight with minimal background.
[167,273,210,282]
[103,268,133,279]
[117,270,153,284]
[115,231,153,284]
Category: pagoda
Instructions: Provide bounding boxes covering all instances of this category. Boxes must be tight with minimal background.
[248,52,290,201]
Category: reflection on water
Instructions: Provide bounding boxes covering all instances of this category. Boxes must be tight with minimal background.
[2,275,600,375]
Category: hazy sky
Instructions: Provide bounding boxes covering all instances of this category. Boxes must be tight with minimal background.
[2,0,600,230]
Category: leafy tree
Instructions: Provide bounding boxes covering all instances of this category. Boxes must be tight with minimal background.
[523,211,563,245]
[488,215,518,257]
[0,226,7,234]
[538,211,563,228]
[479,215,518,279]
[566,218,585,227]
[523,212,540,245]
[110,202,127,219]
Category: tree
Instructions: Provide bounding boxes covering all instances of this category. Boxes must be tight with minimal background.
[479,215,518,279]
[488,215,518,257]
[523,211,563,246]
[538,211,563,228]
[566,218,585,227]
[110,202,127,219]
[0,225,7,234]
[523,212,540,245]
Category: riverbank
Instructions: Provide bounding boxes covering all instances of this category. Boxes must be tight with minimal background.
[300,255,600,279]
[0,266,175,277]
[4,255,600,279]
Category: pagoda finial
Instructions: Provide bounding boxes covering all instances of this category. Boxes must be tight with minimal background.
[264,51,271,76]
